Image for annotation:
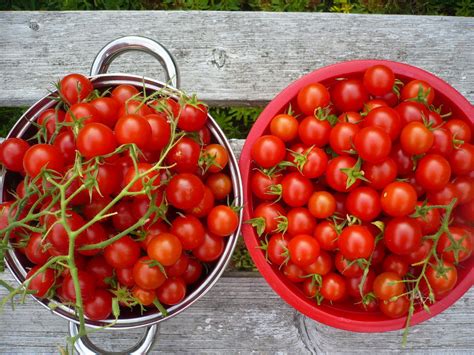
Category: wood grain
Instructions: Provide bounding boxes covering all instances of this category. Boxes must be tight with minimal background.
[0,11,473,107]
[0,271,472,354]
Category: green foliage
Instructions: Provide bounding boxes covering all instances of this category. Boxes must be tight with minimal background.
[209,106,262,139]
[232,236,257,271]
[0,108,26,138]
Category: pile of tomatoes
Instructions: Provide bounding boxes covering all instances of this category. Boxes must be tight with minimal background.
[0,73,238,321]
[249,64,473,318]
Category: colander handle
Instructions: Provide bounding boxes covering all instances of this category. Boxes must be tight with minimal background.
[90,35,180,89]
[68,322,158,355]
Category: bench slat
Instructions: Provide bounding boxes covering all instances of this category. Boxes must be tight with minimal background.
[0,11,473,106]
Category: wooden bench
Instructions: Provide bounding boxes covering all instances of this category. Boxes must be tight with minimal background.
[0,11,473,353]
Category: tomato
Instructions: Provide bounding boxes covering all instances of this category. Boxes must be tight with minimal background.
[401,79,435,105]
[427,182,458,206]
[450,143,474,176]
[192,232,224,262]
[285,207,315,236]
[147,233,182,266]
[302,278,318,298]
[314,221,338,251]
[62,270,96,302]
[282,262,305,283]
[117,267,135,287]
[429,128,454,156]
[303,250,333,276]
[375,91,399,107]
[26,266,55,298]
[287,234,320,267]
[206,173,232,200]
[198,126,211,145]
[298,116,331,147]
[426,261,458,298]
[79,223,108,256]
[119,99,152,117]
[178,103,207,132]
[371,241,386,265]
[320,273,347,301]
[114,114,152,149]
[166,137,200,173]
[445,119,472,142]
[331,79,368,112]
[123,162,159,194]
[59,73,93,105]
[207,205,238,237]
[347,270,376,298]
[84,289,112,321]
[143,113,171,152]
[65,103,100,126]
[86,255,113,288]
[112,201,137,231]
[345,187,381,222]
[363,64,395,96]
[329,122,360,155]
[270,114,299,142]
[395,101,429,126]
[328,157,361,192]
[380,181,417,217]
[25,232,50,265]
[294,146,328,179]
[132,286,155,306]
[165,254,190,277]
[281,172,313,207]
[379,296,409,318]
[414,202,441,235]
[404,239,433,264]
[90,97,120,128]
[390,143,414,177]
[354,126,392,163]
[171,214,205,250]
[363,107,401,141]
[427,110,443,127]
[53,131,76,165]
[338,111,362,124]
[76,123,117,159]
[338,225,374,260]
[252,202,285,235]
[385,217,422,255]
[453,176,474,205]
[156,277,187,305]
[457,200,474,222]
[182,258,203,284]
[111,84,139,105]
[373,272,405,301]
[400,121,434,156]
[166,173,205,210]
[187,186,215,218]
[382,254,409,277]
[23,144,64,177]
[297,83,330,116]
[437,227,472,263]
[46,211,85,255]
[308,191,336,219]
[335,252,364,277]
[362,158,397,190]
[104,235,140,269]
[251,135,286,168]
[250,170,282,201]
[202,144,229,173]
[133,256,166,290]
[37,109,66,138]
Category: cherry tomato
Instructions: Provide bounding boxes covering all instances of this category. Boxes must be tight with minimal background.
[282,262,305,283]
[308,191,336,219]
[380,181,417,217]
[250,170,282,201]
[119,99,152,117]
[90,97,120,128]
[281,172,313,207]
[132,286,156,306]
[293,146,328,179]
[379,296,409,318]
[133,256,166,290]
[166,137,200,173]
[26,266,55,298]
[86,255,113,289]
[182,258,203,284]
[373,272,405,301]
[450,143,474,176]
[298,116,331,147]
[156,277,187,305]
[286,207,316,236]
[362,158,397,190]
[303,250,333,276]
[382,254,409,277]
[65,103,100,126]
[363,107,401,141]
[23,144,64,177]
[288,234,320,267]
[338,111,362,124]
[404,239,433,264]
[117,267,135,287]
[165,254,190,277]
[84,289,112,321]
[345,187,381,222]
[384,217,422,255]
[187,186,215,218]
[363,64,395,96]
[334,252,364,277]
[76,123,117,159]
[347,270,376,298]
[314,221,338,251]
[171,215,205,250]
[427,182,458,206]
[401,79,435,105]
[206,173,232,200]
[426,261,458,298]
[60,73,93,105]
[437,227,472,263]
[178,103,208,132]
[429,128,454,156]
[207,205,238,237]
[270,114,299,142]
[104,235,140,269]
[166,173,205,210]
[453,176,474,205]
[329,122,360,155]
[445,119,472,142]
[251,135,286,168]
[252,202,285,235]
[414,202,441,235]
[62,270,96,302]
[25,232,50,265]
[354,126,392,163]
[112,201,137,231]
[147,233,182,266]
[338,225,375,260]
[46,211,85,255]
[144,113,171,152]
[400,122,434,155]
[114,114,152,149]
[395,101,429,126]
[192,232,224,262]
[111,84,139,105]
[53,131,76,165]
[320,273,347,301]
[266,233,289,266]
[390,143,414,177]
[202,144,229,173]
[79,223,108,256]
[297,83,330,116]
[331,79,369,112]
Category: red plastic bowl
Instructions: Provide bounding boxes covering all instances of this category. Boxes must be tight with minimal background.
[240,60,474,332]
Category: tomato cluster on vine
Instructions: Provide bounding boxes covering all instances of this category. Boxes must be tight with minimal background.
[0,73,239,324]
[249,64,473,320]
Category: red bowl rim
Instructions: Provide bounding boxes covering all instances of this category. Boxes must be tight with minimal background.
[240,59,474,332]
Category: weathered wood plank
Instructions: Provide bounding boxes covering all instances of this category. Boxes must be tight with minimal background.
[0,271,472,354]
[0,11,473,107]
